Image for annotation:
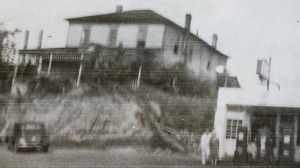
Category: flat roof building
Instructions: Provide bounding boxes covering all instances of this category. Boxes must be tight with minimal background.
[214,87,300,163]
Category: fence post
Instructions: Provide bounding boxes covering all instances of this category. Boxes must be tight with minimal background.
[137,65,142,88]
[37,56,42,74]
[47,53,53,75]
[76,53,84,87]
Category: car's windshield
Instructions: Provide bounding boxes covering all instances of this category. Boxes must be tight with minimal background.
[20,124,43,135]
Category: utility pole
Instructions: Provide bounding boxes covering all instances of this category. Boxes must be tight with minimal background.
[267,57,271,90]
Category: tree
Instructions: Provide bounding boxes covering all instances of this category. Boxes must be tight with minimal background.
[0,23,21,94]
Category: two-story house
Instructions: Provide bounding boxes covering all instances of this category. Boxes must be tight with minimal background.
[17,6,233,93]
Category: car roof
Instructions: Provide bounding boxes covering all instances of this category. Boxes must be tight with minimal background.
[15,121,45,125]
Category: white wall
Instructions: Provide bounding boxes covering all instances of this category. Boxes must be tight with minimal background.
[145,25,164,48]
[162,25,227,80]
[214,88,229,159]
[162,26,182,66]
[90,25,109,45]
[66,23,82,47]
[66,23,164,48]
[116,25,138,48]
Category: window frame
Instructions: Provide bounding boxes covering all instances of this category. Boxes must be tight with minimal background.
[82,28,91,43]
[226,119,243,139]
[207,61,211,70]
[137,26,147,48]
[173,37,180,55]
[108,28,118,47]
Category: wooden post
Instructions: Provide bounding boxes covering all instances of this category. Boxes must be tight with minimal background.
[47,53,53,75]
[12,55,20,87]
[76,53,84,87]
[275,113,281,159]
[137,65,142,88]
[25,54,28,64]
[267,57,271,90]
[37,56,42,74]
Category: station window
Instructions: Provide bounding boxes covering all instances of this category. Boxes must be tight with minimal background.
[226,119,243,139]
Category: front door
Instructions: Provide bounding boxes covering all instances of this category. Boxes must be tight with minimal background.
[279,115,294,163]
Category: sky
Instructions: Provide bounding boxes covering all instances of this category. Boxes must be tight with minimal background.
[0,0,299,89]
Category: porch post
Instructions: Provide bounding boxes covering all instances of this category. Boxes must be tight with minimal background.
[137,65,142,88]
[11,55,20,86]
[294,114,298,161]
[37,56,42,74]
[25,54,28,64]
[47,53,53,75]
[275,113,281,159]
[248,112,252,142]
[76,53,84,87]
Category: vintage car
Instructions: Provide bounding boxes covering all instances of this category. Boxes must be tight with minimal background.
[6,122,50,152]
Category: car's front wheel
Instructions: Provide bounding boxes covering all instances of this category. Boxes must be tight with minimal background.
[14,143,19,153]
[42,145,49,152]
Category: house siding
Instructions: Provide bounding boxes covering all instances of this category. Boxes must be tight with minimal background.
[66,23,165,49]
[161,26,183,67]
[66,23,82,47]
[162,25,227,81]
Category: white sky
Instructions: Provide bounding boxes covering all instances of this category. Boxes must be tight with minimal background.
[0,0,299,89]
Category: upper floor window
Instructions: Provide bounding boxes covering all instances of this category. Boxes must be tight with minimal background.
[137,26,147,48]
[188,46,193,61]
[83,28,90,43]
[108,28,118,47]
[173,37,180,55]
[207,61,211,70]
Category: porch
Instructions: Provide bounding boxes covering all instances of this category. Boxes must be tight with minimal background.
[224,105,299,163]
[215,87,300,163]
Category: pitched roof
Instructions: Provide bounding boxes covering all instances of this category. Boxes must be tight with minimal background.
[66,10,229,58]
[66,10,175,24]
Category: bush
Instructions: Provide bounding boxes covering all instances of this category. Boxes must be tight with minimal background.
[28,75,73,95]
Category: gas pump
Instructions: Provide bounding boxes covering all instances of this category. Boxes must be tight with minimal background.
[256,125,274,164]
[233,127,248,163]
[279,126,294,164]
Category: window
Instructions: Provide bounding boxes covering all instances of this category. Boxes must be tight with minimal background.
[137,26,147,48]
[189,46,193,61]
[82,29,90,43]
[207,61,211,70]
[173,37,180,55]
[108,29,118,47]
[226,119,243,139]
[173,44,179,54]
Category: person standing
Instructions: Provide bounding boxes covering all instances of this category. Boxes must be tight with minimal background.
[210,131,219,166]
[200,128,211,165]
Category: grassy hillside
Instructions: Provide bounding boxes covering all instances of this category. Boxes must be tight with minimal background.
[0,84,215,149]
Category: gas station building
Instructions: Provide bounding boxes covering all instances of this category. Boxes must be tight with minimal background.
[214,87,300,163]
